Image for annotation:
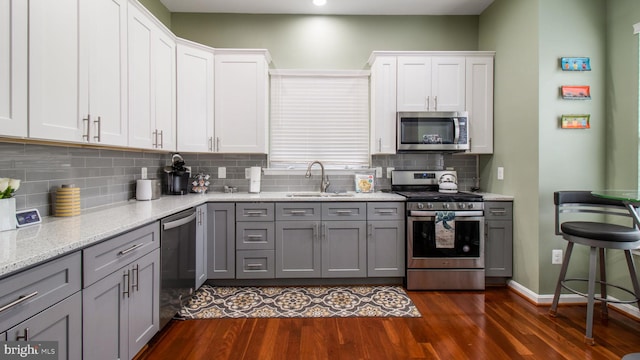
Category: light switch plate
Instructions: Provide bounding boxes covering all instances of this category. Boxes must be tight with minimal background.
[497,167,504,180]
[218,167,226,179]
[375,167,382,178]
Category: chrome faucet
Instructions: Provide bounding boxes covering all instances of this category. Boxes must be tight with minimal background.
[305,161,330,193]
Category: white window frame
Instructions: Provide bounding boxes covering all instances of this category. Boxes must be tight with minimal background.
[269,69,371,170]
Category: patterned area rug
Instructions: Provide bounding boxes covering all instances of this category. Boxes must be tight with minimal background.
[179,285,421,319]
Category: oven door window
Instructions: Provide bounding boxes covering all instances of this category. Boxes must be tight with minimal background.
[412,219,480,257]
[400,118,455,144]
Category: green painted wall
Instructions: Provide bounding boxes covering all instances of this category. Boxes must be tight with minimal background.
[138,0,171,28]
[170,14,479,69]
[478,0,541,292]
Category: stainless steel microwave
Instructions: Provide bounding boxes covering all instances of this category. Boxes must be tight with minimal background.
[397,111,469,152]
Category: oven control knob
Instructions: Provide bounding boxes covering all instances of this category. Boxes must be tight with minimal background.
[426,203,433,209]
[443,203,450,209]
[458,203,466,209]
[417,203,424,209]
[468,203,474,209]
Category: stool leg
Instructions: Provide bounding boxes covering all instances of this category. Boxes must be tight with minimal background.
[599,248,608,320]
[585,246,597,345]
[623,250,640,309]
[550,241,574,316]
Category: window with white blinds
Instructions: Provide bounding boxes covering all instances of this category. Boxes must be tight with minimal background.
[269,70,370,169]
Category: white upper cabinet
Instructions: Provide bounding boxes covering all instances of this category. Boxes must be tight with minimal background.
[176,40,215,153]
[128,2,176,151]
[0,0,27,138]
[29,0,128,146]
[214,50,271,154]
[369,55,397,155]
[465,56,494,154]
[397,55,465,112]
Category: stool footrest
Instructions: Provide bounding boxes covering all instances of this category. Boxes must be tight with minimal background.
[561,278,640,304]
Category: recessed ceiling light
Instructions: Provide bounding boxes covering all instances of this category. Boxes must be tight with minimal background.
[313,0,327,7]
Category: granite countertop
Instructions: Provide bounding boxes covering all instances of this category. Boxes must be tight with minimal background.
[472,192,514,201]
[0,191,405,278]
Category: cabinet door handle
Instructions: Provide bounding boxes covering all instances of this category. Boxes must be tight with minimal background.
[313,223,318,240]
[83,114,91,141]
[0,291,38,313]
[152,130,158,148]
[368,223,373,239]
[208,137,213,152]
[118,243,144,256]
[378,138,382,152]
[131,264,139,292]
[123,270,130,298]
[426,96,430,111]
[16,328,29,341]
[434,96,438,111]
[158,130,164,149]
[93,116,102,142]
[216,137,220,152]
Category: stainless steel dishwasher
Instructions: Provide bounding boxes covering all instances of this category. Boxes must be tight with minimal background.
[160,207,197,329]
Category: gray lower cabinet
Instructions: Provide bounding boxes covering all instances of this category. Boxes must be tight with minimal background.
[321,202,367,278]
[0,251,82,360]
[207,203,236,279]
[236,203,275,278]
[367,202,405,277]
[7,292,82,359]
[195,204,207,288]
[485,201,513,278]
[83,222,160,360]
[276,202,322,278]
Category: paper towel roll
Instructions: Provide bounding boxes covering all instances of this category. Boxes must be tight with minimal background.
[137,179,153,200]
[249,167,261,193]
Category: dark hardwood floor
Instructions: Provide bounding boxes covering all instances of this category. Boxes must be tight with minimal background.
[139,286,640,359]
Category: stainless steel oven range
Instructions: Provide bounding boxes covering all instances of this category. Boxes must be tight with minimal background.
[392,170,485,290]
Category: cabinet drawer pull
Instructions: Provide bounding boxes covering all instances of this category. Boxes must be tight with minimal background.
[376,209,395,214]
[16,327,29,341]
[246,234,263,239]
[0,291,38,313]
[246,263,263,268]
[289,210,307,215]
[490,209,507,215]
[245,211,264,216]
[336,210,353,215]
[118,243,144,255]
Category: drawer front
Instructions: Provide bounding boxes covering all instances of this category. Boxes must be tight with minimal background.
[322,202,367,221]
[367,202,405,220]
[276,202,321,221]
[236,203,274,221]
[484,201,513,220]
[236,250,275,279]
[83,221,160,287]
[236,222,275,250]
[0,251,81,332]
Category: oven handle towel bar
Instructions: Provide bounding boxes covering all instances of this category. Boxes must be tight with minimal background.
[409,210,483,217]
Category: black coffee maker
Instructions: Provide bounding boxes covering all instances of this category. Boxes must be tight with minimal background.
[164,153,190,195]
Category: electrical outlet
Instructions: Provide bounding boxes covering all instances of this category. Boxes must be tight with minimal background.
[497,167,504,180]
[141,167,147,179]
[218,167,226,179]
[375,167,383,178]
[245,168,251,179]
[552,249,563,264]
[387,167,394,179]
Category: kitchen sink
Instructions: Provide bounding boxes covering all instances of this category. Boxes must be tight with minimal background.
[286,192,355,198]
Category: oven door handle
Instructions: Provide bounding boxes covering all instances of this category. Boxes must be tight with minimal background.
[409,210,484,217]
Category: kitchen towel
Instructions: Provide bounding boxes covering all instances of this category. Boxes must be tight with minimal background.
[435,211,455,248]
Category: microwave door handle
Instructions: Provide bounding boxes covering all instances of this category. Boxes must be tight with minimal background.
[454,117,460,144]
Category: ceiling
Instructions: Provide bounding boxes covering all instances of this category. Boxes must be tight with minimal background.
[159,0,495,16]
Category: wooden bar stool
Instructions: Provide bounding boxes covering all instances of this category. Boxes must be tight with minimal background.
[549,191,640,345]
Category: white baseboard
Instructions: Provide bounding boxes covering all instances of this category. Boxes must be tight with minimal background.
[507,280,640,320]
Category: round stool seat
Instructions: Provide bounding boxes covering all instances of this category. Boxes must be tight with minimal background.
[561,221,640,242]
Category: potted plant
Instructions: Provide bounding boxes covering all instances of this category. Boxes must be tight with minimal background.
[0,178,21,231]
